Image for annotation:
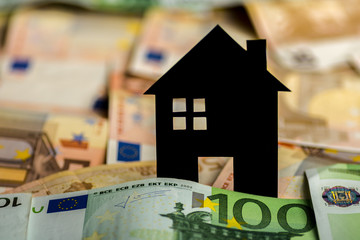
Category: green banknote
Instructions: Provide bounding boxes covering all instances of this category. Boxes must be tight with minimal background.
[306,164,360,240]
[19,178,318,239]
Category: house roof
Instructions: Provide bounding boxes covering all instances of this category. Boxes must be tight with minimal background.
[144,25,290,96]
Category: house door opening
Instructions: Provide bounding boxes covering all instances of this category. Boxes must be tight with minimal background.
[198,156,233,189]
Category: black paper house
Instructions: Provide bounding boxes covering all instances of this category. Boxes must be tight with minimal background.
[144,25,290,197]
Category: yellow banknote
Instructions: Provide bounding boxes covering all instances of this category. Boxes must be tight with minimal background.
[278,67,360,150]
[5,161,156,196]
[247,0,360,71]
[5,157,229,196]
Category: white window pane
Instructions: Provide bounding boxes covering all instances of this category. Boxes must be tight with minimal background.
[173,98,186,112]
[173,117,186,130]
[194,98,206,112]
[194,117,207,130]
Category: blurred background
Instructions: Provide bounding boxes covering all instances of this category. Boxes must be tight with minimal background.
[1,0,360,199]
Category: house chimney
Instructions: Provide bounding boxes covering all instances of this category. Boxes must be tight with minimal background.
[247,40,267,70]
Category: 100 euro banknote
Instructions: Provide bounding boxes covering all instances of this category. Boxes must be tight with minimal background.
[3,178,318,239]
[306,163,360,240]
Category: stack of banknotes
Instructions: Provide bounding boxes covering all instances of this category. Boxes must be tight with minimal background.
[1,1,360,239]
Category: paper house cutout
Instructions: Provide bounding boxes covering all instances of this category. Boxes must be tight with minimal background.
[145,25,290,197]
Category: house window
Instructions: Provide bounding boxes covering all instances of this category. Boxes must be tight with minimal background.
[173,98,186,112]
[193,99,206,112]
[172,98,207,131]
[194,117,207,130]
[173,117,186,130]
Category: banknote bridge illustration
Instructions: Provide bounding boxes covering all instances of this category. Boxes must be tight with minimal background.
[160,202,302,240]
[144,25,290,197]
[0,128,60,187]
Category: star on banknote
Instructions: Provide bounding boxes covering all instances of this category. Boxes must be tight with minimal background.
[196,198,219,211]
[83,231,106,240]
[14,148,31,161]
[352,156,360,162]
[72,133,87,143]
[95,210,118,224]
[226,217,246,230]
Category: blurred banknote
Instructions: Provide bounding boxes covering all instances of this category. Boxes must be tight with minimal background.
[0,127,59,191]
[5,7,140,63]
[0,108,108,192]
[246,0,360,71]
[0,58,107,115]
[42,114,108,169]
[0,7,140,114]
[128,7,256,80]
[213,144,360,199]
[212,157,234,191]
[107,75,156,163]
[0,11,7,41]
[5,161,156,196]
[198,157,231,186]
[278,144,360,199]
[23,178,317,239]
[306,163,360,240]
[0,0,243,13]
[278,68,360,151]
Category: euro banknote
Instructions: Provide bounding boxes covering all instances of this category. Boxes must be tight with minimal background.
[0,193,32,240]
[4,161,156,196]
[0,7,140,114]
[0,108,108,192]
[128,7,256,80]
[6,178,318,239]
[213,144,360,199]
[246,0,360,71]
[306,163,360,240]
[278,144,360,199]
[6,156,231,197]
[5,8,140,63]
[278,67,360,151]
[107,76,156,163]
